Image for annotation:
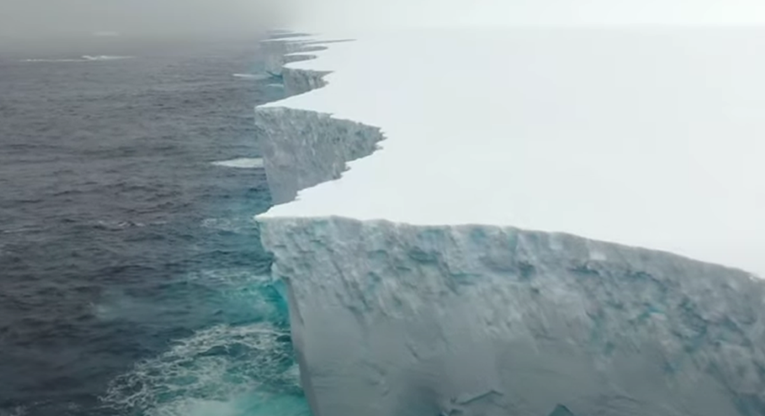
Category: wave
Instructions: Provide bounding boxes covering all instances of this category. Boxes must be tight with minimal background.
[201,217,255,233]
[101,323,307,416]
[232,73,270,81]
[22,58,87,63]
[21,55,134,63]
[211,158,264,169]
[93,269,278,322]
[97,268,305,415]
[1,226,43,234]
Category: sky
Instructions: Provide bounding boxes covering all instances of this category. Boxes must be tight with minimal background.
[0,0,291,38]
[2,0,765,38]
[289,0,765,29]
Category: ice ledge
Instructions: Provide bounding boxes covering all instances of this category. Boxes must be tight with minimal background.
[254,30,765,416]
[256,36,384,205]
[256,28,765,277]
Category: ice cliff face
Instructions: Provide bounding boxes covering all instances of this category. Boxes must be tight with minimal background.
[256,41,383,204]
[261,218,765,416]
[262,37,326,81]
[261,37,348,95]
[256,35,765,416]
[255,107,382,204]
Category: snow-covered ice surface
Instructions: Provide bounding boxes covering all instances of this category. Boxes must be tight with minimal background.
[255,27,765,416]
[260,27,765,277]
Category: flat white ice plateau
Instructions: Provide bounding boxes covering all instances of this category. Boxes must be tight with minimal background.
[259,27,765,277]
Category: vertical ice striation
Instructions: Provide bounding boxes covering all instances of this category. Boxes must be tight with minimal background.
[262,36,323,81]
[260,218,765,416]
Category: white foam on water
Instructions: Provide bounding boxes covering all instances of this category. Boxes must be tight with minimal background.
[102,323,303,416]
[211,158,265,169]
[93,220,148,230]
[201,217,254,233]
[182,269,270,286]
[147,393,310,416]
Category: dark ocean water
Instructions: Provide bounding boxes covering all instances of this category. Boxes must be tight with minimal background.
[0,35,307,416]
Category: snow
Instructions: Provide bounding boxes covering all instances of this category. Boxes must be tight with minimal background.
[257,27,765,277]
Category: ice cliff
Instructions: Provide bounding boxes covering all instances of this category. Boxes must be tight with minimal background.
[255,29,765,416]
[260,218,765,416]
[255,106,382,204]
[257,37,382,204]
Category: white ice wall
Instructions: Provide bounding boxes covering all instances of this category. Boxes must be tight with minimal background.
[255,31,765,416]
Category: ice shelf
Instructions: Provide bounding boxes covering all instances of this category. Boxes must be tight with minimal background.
[259,27,765,277]
[255,27,765,416]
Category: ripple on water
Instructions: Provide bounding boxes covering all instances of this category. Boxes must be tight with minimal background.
[101,323,307,416]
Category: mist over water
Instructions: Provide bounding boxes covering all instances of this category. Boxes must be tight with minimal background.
[4,0,765,41]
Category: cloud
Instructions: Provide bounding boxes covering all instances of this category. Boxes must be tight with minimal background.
[290,0,765,29]
[0,0,291,37]
[3,0,765,38]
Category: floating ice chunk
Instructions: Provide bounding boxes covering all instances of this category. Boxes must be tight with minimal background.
[232,73,271,80]
[211,158,264,169]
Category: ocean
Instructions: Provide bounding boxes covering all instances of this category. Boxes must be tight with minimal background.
[0,34,308,416]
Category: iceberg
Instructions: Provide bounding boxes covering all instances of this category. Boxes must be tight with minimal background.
[255,27,765,416]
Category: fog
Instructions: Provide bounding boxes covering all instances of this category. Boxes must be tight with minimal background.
[2,0,765,39]
[293,0,765,29]
[0,0,293,39]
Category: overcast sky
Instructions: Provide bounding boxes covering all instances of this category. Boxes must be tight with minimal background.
[0,0,291,38]
[2,0,765,38]
[290,0,765,29]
